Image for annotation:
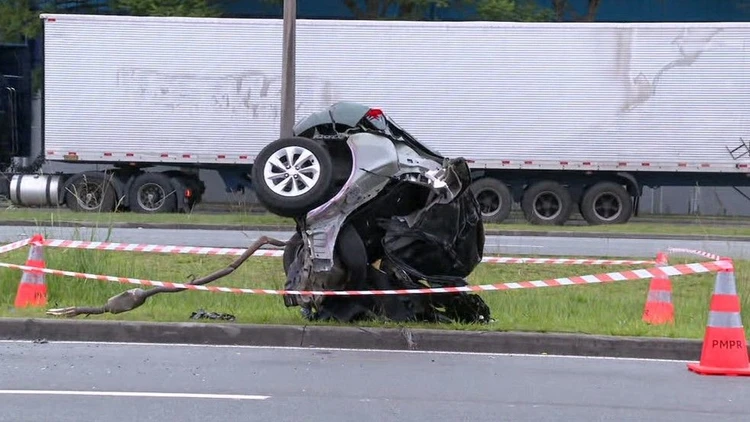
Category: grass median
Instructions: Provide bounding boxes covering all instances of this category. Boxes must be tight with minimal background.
[0,244,746,339]
[4,207,750,238]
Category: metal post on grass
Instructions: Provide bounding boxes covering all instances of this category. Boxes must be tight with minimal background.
[280,0,297,138]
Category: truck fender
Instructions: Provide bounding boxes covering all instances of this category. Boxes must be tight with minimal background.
[615,171,641,217]
[615,171,642,196]
[168,175,190,213]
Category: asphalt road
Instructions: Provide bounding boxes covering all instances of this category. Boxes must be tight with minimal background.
[1,341,749,422]
[1,225,748,259]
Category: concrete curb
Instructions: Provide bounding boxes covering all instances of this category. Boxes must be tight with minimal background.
[0,317,711,361]
[2,220,749,242]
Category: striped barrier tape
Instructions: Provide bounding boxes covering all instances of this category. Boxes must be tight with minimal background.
[666,247,725,261]
[0,258,732,296]
[40,239,656,266]
[481,257,655,265]
[0,238,31,255]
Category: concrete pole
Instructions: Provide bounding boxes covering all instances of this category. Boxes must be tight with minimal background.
[280,0,297,138]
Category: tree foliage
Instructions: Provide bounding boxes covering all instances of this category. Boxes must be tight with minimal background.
[469,0,555,21]
[551,0,602,21]
[261,0,555,21]
[108,0,223,17]
[342,0,449,20]
[0,0,42,44]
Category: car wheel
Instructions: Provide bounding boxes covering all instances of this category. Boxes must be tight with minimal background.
[521,180,573,225]
[251,136,335,218]
[579,181,633,225]
[469,177,512,224]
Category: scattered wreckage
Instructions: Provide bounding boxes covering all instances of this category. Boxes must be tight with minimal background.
[47,102,492,324]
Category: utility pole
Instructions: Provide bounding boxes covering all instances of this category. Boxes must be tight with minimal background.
[280,0,296,138]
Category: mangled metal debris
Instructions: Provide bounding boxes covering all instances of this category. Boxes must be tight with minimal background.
[47,102,492,325]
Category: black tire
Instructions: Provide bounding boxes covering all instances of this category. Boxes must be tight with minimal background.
[469,177,512,224]
[521,180,573,225]
[128,172,177,213]
[251,136,335,218]
[579,181,633,225]
[63,172,118,213]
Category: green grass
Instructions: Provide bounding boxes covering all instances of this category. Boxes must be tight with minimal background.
[4,206,750,238]
[1,207,292,227]
[0,243,746,340]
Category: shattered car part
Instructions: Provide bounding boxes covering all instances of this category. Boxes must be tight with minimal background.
[45,102,491,325]
[252,102,491,324]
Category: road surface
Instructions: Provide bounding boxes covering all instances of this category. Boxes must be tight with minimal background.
[0,225,747,259]
[0,341,749,422]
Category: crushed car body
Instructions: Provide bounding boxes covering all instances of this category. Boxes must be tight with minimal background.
[251,102,491,324]
[45,102,491,325]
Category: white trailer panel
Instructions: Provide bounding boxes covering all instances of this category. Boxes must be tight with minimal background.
[41,14,750,172]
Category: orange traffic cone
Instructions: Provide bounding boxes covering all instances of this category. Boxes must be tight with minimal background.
[642,252,674,325]
[14,234,47,308]
[687,265,750,376]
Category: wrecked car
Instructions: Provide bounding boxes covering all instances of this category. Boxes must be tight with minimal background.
[251,102,491,324]
[47,102,491,325]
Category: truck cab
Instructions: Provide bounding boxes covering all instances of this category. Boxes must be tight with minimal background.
[0,42,33,198]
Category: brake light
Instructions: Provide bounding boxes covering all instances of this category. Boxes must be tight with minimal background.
[366,108,383,119]
[185,188,192,198]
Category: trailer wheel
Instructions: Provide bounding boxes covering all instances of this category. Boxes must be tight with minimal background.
[128,172,177,213]
[469,177,512,223]
[251,136,334,218]
[521,180,573,225]
[579,181,633,225]
[63,172,118,213]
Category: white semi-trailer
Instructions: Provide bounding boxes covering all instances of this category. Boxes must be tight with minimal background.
[3,13,750,225]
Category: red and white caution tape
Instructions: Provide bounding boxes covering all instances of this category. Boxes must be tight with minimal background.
[480,256,655,265]
[43,239,267,256]
[0,258,731,296]
[41,239,655,265]
[0,238,31,255]
[667,247,726,261]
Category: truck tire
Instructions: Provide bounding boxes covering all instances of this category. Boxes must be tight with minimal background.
[521,180,573,225]
[579,181,633,225]
[469,177,512,224]
[128,172,177,213]
[63,172,118,213]
[251,136,334,218]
